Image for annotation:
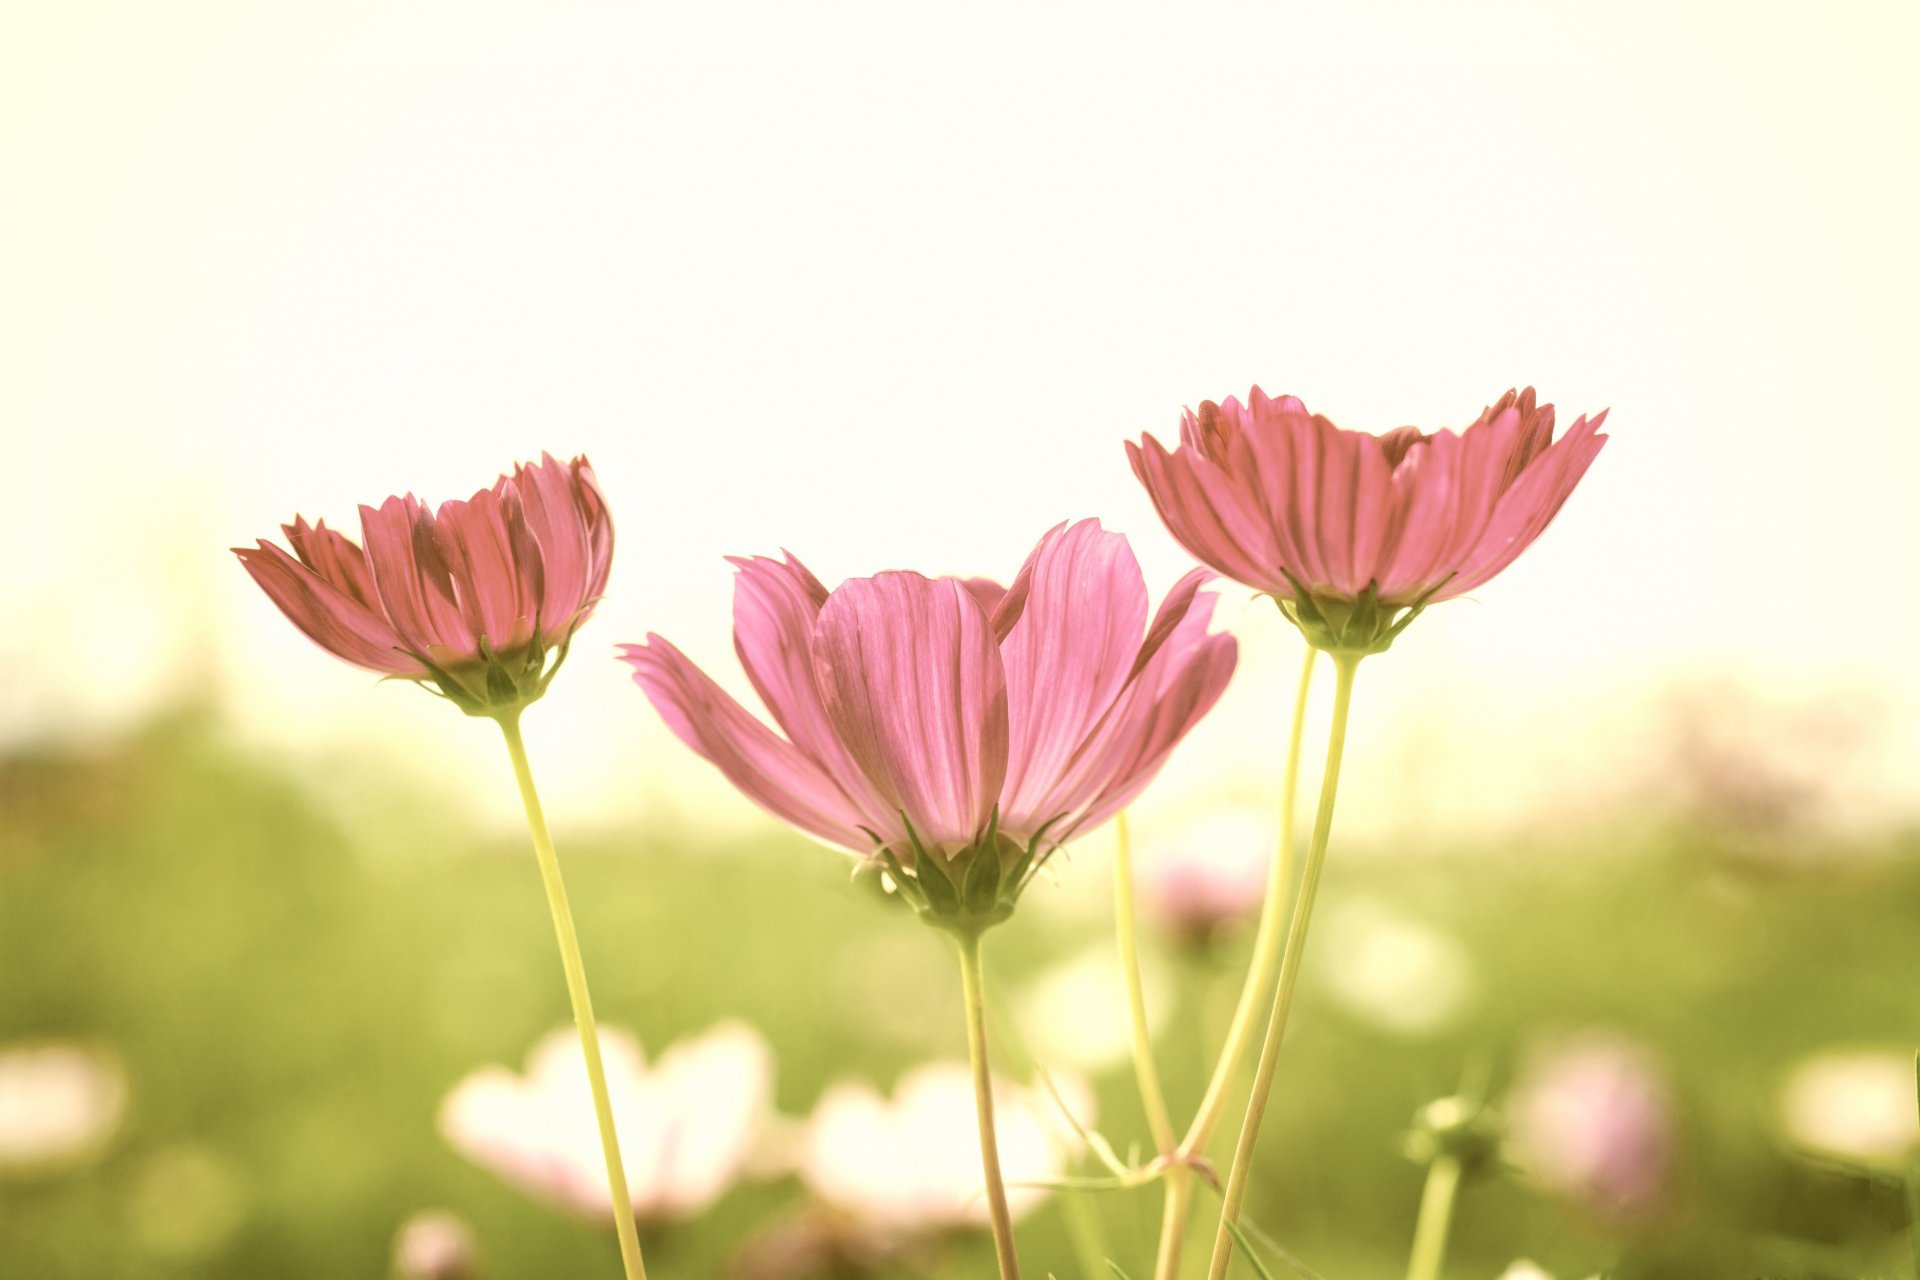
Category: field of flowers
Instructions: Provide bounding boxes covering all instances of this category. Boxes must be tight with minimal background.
[4,706,1917,1279]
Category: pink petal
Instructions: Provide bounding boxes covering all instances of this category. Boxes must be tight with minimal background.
[729,554,896,821]
[431,489,537,653]
[621,638,875,851]
[234,541,425,676]
[360,496,475,658]
[995,520,1148,829]
[513,453,595,635]
[1447,412,1608,597]
[1067,591,1238,834]
[1127,436,1282,594]
[811,573,1009,853]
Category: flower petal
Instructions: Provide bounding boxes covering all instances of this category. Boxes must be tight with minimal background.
[621,637,875,852]
[995,520,1148,829]
[234,541,426,676]
[811,573,1009,853]
[729,553,896,823]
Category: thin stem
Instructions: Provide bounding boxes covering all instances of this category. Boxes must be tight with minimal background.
[1205,651,1361,1280]
[955,929,1023,1280]
[497,711,647,1280]
[1404,1155,1463,1280]
[1115,813,1177,1155]
[1154,1170,1197,1280]
[1177,647,1319,1156]
[1153,646,1316,1280]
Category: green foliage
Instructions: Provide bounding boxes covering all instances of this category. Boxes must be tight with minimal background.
[3,714,1919,1278]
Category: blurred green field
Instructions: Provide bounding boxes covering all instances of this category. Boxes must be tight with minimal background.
[3,711,1918,1280]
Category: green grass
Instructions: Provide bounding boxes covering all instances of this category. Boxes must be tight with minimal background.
[2,713,1917,1279]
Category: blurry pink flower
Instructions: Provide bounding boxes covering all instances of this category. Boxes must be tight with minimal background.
[1128,388,1607,652]
[391,1210,476,1280]
[234,453,612,711]
[439,1022,773,1224]
[622,520,1235,889]
[1506,1034,1672,1223]
[1135,811,1273,942]
[797,1063,1094,1237]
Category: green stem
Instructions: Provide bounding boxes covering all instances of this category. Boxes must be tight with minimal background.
[1115,813,1177,1155]
[955,929,1023,1280]
[1153,646,1316,1280]
[1205,651,1361,1280]
[1404,1155,1463,1280]
[497,710,647,1280]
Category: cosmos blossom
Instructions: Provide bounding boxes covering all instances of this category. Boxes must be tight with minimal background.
[1128,388,1606,651]
[439,1022,774,1224]
[622,519,1236,868]
[796,1064,1095,1235]
[234,452,612,709]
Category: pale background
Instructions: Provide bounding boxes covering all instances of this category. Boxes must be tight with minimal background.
[5,0,1915,845]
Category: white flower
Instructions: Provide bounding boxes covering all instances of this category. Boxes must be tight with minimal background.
[1016,942,1173,1072]
[439,1020,773,1222]
[0,1041,126,1169]
[1777,1048,1919,1167]
[1497,1262,1556,1280]
[1313,896,1475,1037]
[798,1063,1094,1237]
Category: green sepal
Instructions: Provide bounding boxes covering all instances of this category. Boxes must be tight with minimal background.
[963,839,1002,914]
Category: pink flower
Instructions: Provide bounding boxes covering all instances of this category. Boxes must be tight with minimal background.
[234,453,612,711]
[1506,1034,1672,1223]
[621,520,1235,915]
[1128,388,1607,652]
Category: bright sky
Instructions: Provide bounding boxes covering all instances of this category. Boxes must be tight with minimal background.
[5,1,1916,841]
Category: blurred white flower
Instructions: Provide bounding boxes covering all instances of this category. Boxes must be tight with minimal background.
[1135,809,1272,941]
[1016,942,1173,1072]
[1507,1033,1672,1221]
[392,1209,476,1280]
[0,1041,126,1169]
[1494,1260,1600,1280]
[439,1020,773,1222]
[1497,1263,1555,1280]
[798,1063,1094,1237]
[1777,1048,1919,1167]
[1313,896,1475,1037]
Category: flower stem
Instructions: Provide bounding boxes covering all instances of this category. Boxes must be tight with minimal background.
[1152,646,1317,1279]
[1404,1155,1463,1280]
[496,710,647,1280]
[1115,813,1177,1154]
[955,928,1023,1280]
[1205,651,1361,1280]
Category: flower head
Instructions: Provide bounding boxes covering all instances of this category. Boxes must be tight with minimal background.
[1506,1034,1672,1223]
[234,453,612,713]
[622,519,1236,930]
[0,1041,126,1170]
[438,1021,773,1223]
[796,1063,1094,1238]
[1134,810,1273,943]
[1128,388,1607,653]
[391,1211,477,1280]
[1777,1048,1920,1169]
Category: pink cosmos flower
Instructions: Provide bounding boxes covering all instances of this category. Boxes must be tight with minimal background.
[1128,388,1607,652]
[1506,1034,1672,1223]
[234,453,612,711]
[621,520,1236,911]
